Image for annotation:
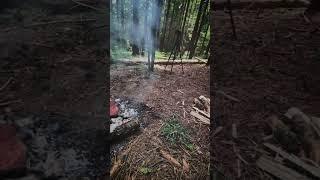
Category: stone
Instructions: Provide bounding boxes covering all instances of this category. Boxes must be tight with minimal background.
[0,124,27,174]
[110,100,119,118]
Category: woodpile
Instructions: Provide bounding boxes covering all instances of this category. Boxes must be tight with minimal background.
[256,107,320,180]
[190,96,210,125]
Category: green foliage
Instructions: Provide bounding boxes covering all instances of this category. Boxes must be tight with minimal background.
[155,51,169,59]
[111,48,132,60]
[139,167,153,174]
[160,115,194,150]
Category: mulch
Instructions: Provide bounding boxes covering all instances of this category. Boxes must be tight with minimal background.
[211,8,320,180]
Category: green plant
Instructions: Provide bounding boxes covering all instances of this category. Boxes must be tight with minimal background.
[139,167,153,174]
[111,48,132,60]
[160,115,193,150]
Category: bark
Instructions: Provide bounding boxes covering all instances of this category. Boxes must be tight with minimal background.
[160,0,172,50]
[188,0,206,59]
[131,0,140,56]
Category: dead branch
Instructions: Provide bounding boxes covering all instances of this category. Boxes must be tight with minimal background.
[0,77,13,91]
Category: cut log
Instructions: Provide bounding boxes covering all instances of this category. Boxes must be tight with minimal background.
[263,143,320,178]
[190,111,210,125]
[213,0,309,10]
[194,98,206,111]
[192,107,210,118]
[256,156,311,180]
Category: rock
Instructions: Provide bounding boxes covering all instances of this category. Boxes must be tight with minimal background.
[14,117,34,127]
[0,125,27,175]
[110,100,119,118]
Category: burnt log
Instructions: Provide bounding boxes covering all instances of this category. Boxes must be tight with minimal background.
[109,119,140,142]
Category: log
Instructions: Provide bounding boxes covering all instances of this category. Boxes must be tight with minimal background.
[192,107,210,118]
[190,111,210,125]
[257,156,311,180]
[213,0,309,10]
[109,119,140,141]
[263,143,320,178]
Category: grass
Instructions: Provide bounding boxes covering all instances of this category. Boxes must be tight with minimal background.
[160,115,194,151]
[111,48,132,60]
[155,51,169,59]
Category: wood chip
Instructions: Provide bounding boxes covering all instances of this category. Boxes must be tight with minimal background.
[263,143,320,178]
[182,159,190,172]
[257,156,311,180]
[160,149,181,167]
[190,111,210,125]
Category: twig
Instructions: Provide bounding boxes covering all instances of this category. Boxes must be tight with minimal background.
[3,19,96,32]
[0,77,13,91]
[0,99,22,106]
[71,0,105,12]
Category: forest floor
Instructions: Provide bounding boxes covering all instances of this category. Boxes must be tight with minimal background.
[0,1,109,179]
[212,8,320,180]
[110,61,210,179]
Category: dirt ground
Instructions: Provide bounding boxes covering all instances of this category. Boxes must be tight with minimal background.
[0,1,109,179]
[212,8,320,180]
[110,61,210,179]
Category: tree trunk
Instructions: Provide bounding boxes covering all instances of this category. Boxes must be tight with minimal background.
[149,0,163,72]
[160,0,172,51]
[200,23,209,54]
[189,0,209,59]
[166,1,178,51]
[188,0,206,59]
[131,0,140,56]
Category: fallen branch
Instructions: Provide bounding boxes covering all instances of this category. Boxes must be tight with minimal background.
[257,156,311,180]
[160,149,181,167]
[263,143,320,178]
[0,77,13,91]
[0,99,22,107]
[190,111,210,125]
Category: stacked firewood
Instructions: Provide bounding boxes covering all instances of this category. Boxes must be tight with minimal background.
[257,107,320,180]
[190,96,210,125]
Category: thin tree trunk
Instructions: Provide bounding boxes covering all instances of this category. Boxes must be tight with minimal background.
[160,0,172,51]
[131,0,140,56]
[200,23,209,54]
[188,0,206,59]
[166,1,178,51]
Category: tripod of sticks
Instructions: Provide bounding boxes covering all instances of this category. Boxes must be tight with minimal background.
[165,30,184,73]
